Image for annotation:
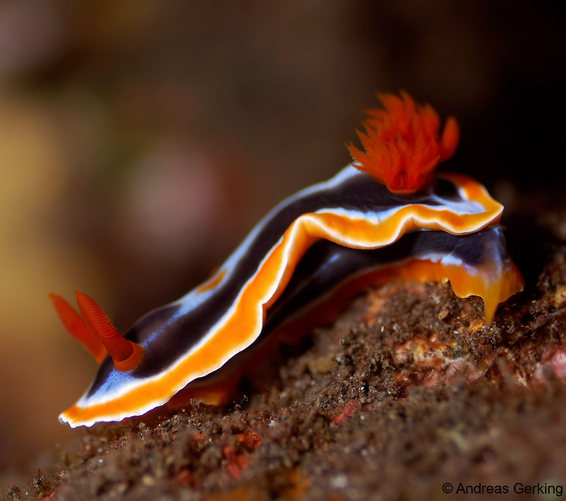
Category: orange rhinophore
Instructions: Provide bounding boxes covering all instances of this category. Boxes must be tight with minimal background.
[74,291,144,371]
[49,294,107,363]
[347,91,460,194]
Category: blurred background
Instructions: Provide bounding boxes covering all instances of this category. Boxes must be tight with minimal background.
[0,0,564,473]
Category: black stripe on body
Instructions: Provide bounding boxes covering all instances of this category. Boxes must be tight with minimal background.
[178,226,512,390]
[261,226,509,337]
[85,171,473,398]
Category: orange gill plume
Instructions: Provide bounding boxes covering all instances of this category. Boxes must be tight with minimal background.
[347,91,460,194]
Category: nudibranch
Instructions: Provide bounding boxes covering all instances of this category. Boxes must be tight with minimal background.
[52,92,523,427]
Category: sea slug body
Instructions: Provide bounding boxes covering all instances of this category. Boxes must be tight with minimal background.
[51,92,523,427]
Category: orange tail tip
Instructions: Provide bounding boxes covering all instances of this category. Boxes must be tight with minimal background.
[347,91,460,194]
[75,290,144,371]
[49,294,107,364]
[443,261,524,324]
